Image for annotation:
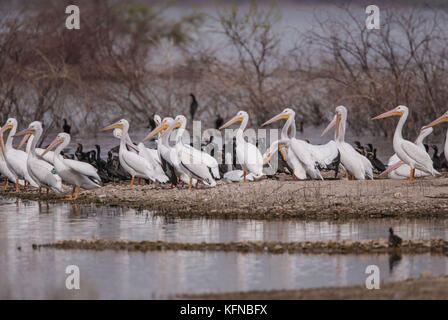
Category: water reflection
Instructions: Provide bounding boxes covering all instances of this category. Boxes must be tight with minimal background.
[1,249,447,299]
[1,199,447,245]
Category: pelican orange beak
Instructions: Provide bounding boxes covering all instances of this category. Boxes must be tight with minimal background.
[423,114,448,129]
[101,122,123,132]
[42,136,64,157]
[0,124,13,136]
[14,128,35,137]
[126,142,140,153]
[0,135,5,159]
[0,124,12,158]
[380,160,404,176]
[17,133,31,150]
[219,114,244,130]
[321,114,341,138]
[261,111,290,127]
[372,108,402,120]
[142,122,169,142]
[165,118,182,134]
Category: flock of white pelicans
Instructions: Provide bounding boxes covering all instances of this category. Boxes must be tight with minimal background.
[1,105,448,200]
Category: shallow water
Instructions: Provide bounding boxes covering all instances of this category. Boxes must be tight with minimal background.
[1,198,447,299]
[1,199,448,244]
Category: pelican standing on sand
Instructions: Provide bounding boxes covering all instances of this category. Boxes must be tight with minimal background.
[42,133,101,200]
[143,117,197,187]
[14,121,62,194]
[219,111,264,182]
[263,108,339,180]
[165,115,219,188]
[102,119,158,185]
[321,106,373,180]
[384,126,434,179]
[372,105,438,181]
[0,118,37,191]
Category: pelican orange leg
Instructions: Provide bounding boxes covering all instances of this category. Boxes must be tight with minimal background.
[404,169,415,182]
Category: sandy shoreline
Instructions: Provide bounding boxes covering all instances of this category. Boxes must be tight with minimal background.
[185,275,448,300]
[3,174,448,220]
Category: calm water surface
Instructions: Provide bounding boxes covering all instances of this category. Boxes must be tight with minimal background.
[1,198,447,299]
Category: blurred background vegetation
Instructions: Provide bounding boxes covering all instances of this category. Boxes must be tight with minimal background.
[1,0,448,140]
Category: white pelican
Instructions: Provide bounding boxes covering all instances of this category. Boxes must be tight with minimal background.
[423,111,448,163]
[372,105,438,181]
[384,127,433,179]
[263,108,339,180]
[42,133,101,200]
[0,129,23,191]
[166,115,219,188]
[143,117,197,187]
[14,121,62,194]
[219,111,264,181]
[101,119,158,185]
[0,118,38,191]
[223,152,255,182]
[112,127,168,183]
[321,106,373,180]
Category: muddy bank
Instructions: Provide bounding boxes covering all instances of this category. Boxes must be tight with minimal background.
[34,238,448,254]
[4,174,448,219]
[187,275,448,300]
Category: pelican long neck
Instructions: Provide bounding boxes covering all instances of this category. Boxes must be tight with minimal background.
[176,126,186,145]
[29,129,42,157]
[281,116,295,140]
[55,140,69,157]
[393,111,407,143]
[26,135,34,153]
[336,113,347,143]
[120,125,129,151]
[6,125,16,149]
[235,116,248,142]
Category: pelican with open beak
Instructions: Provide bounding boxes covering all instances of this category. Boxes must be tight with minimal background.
[321,106,373,180]
[101,119,156,185]
[219,111,264,182]
[14,121,62,195]
[41,132,101,200]
[0,118,37,192]
[372,105,438,181]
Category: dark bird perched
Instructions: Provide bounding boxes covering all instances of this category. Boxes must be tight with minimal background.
[354,141,366,156]
[189,93,198,121]
[87,150,98,167]
[95,145,107,169]
[388,228,402,247]
[94,145,110,183]
[147,116,156,130]
[62,119,71,134]
[75,143,89,162]
[320,150,341,178]
[105,151,130,181]
[366,144,386,173]
[299,120,304,133]
[438,151,448,171]
[215,114,223,129]
[432,146,444,170]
